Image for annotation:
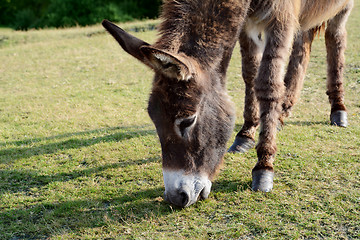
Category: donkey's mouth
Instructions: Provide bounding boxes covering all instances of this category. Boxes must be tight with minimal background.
[162,170,212,208]
[164,188,207,208]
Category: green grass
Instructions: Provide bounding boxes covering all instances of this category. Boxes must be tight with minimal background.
[0,4,359,239]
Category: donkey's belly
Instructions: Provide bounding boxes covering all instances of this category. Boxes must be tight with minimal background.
[247,0,350,32]
[299,0,351,30]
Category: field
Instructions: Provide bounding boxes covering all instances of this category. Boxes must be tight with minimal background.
[1,4,359,240]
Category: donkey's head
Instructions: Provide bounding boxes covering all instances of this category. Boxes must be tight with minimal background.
[103,20,235,207]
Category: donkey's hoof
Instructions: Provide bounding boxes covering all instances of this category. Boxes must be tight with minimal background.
[330,110,348,127]
[228,136,255,153]
[252,170,274,192]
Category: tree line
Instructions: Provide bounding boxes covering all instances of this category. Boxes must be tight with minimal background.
[0,0,162,30]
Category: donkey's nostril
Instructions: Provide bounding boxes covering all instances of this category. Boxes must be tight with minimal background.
[164,190,191,207]
[179,191,190,207]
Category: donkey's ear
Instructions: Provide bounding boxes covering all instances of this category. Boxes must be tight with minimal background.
[102,19,149,62]
[140,46,193,81]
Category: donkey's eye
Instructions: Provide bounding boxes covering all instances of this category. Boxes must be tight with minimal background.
[163,62,175,69]
[179,116,196,133]
[174,115,197,138]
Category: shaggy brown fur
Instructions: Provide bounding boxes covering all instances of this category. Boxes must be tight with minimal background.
[155,0,251,79]
[148,0,251,177]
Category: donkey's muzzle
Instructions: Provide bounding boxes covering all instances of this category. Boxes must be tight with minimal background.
[162,170,212,208]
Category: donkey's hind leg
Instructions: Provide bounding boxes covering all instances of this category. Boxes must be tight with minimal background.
[228,28,263,153]
[280,29,316,124]
[325,0,353,127]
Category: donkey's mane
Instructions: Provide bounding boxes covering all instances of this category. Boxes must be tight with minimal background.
[155,0,248,68]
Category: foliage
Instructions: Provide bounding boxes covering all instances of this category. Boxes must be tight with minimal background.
[37,0,131,29]
[0,0,161,30]
[0,0,51,29]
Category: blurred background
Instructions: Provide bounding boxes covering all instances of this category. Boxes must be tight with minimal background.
[0,0,162,30]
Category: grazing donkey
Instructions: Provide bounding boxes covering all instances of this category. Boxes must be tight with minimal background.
[102,0,353,207]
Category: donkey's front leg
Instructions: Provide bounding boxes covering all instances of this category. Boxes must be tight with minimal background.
[252,22,295,192]
[325,0,353,127]
[228,28,263,153]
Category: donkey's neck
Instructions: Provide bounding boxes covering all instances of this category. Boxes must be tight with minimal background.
[154,0,250,71]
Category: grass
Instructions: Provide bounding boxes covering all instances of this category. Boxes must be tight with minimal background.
[0,4,359,239]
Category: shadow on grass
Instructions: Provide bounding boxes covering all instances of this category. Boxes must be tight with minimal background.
[0,125,156,162]
[1,187,171,239]
[0,126,126,147]
[0,156,160,195]
[1,146,168,238]
[0,124,253,239]
[284,120,329,126]
[1,177,253,239]
[213,179,252,193]
[233,120,329,134]
[0,166,254,239]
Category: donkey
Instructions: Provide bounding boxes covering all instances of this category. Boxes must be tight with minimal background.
[102,0,352,207]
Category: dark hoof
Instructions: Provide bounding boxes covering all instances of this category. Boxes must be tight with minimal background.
[330,110,348,127]
[252,170,274,192]
[228,136,255,153]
